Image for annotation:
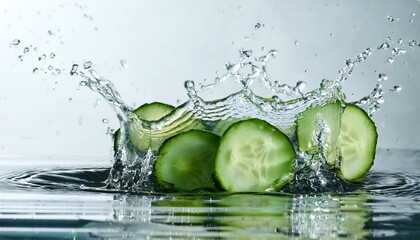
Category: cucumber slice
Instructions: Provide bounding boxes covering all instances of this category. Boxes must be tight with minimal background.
[339,104,377,181]
[113,102,174,153]
[155,130,220,191]
[132,102,175,121]
[296,102,342,166]
[215,119,295,192]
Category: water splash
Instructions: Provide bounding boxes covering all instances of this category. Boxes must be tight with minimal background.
[71,36,419,192]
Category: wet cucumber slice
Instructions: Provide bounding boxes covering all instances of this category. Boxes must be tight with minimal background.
[155,130,220,191]
[339,104,377,181]
[113,102,174,153]
[215,119,295,192]
[296,102,343,166]
[132,102,175,121]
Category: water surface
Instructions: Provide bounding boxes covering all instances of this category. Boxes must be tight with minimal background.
[1,148,419,239]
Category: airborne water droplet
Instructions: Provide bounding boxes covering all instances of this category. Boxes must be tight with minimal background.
[70,64,79,76]
[255,22,261,29]
[294,40,299,46]
[387,57,394,64]
[102,118,109,124]
[120,60,129,69]
[12,39,20,45]
[393,85,402,92]
[50,53,56,59]
[33,67,39,74]
[84,61,92,69]
[68,98,73,102]
[378,73,388,81]
[23,47,29,54]
[48,65,53,70]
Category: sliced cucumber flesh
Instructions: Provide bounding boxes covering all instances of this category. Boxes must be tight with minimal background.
[215,119,295,192]
[113,102,174,153]
[155,130,220,191]
[296,102,343,166]
[339,104,377,181]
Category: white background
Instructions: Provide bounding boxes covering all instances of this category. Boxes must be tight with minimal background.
[1,0,419,160]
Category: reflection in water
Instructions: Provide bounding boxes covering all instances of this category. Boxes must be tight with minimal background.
[2,149,420,239]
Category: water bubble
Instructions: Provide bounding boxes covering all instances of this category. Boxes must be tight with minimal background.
[102,118,109,124]
[255,22,261,29]
[83,61,92,69]
[294,40,299,46]
[11,39,20,46]
[393,85,402,92]
[23,47,30,54]
[70,64,79,76]
[50,53,56,59]
[32,67,39,74]
[120,59,129,69]
[387,16,399,22]
[48,65,53,70]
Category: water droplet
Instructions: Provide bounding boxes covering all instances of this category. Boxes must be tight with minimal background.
[392,47,406,56]
[120,59,129,69]
[47,30,54,36]
[294,81,306,92]
[48,65,53,70]
[38,54,46,61]
[294,40,299,46]
[378,73,388,81]
[33,67,39,74]
[398,38,403,45]
[184,80,197,99]
[377,96,385,104]
[387,57,394,64]
[261,46,266,51]
[102,118,109,124]
[50,53,56,58]
[255,22,261,29]
[55,68,61,74]
[239,49,253,58]
[68,98,73,102]
[84,61,92,69]
[17,55,24,61]
[70,64,79,76]
[409,19,414,23]
[11,39,20,45]
[377,42,390,50]
[412,12,416,17]
[387,15,399,22]
[23,47,30,54]
[408,40,419,47]
[393,85,402,92]
[329,33,334,37]
[33,47,38,52]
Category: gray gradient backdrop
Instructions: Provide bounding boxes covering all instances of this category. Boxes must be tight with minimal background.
[1,0,419,158]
